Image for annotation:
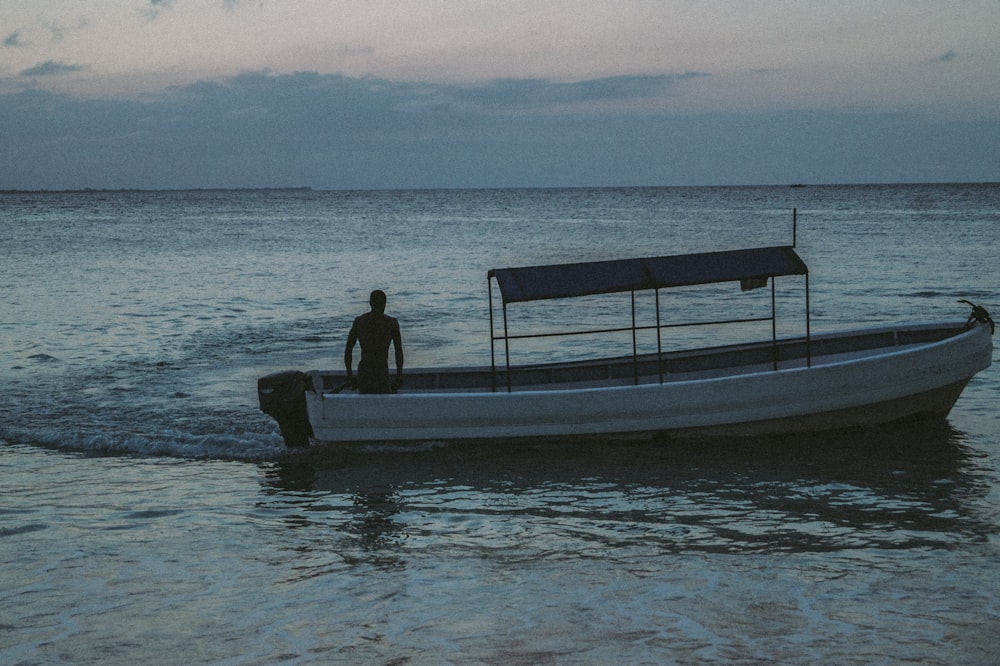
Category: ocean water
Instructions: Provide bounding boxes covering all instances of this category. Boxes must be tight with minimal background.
[2,184,999,664]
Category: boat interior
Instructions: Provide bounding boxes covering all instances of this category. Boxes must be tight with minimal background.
[313,323,965,395]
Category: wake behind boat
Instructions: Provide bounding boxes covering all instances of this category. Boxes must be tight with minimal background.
[258,224,994,448]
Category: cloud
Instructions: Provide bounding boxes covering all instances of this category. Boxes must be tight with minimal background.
[924,50,958,65]
[453,73,707,111]
[142,0,176,19]
[163,70,695,129]
[142,0,242,19]
[1,70,997,190]
[19,61,87,77]
[45,17,89,42]
[4,31,25,48]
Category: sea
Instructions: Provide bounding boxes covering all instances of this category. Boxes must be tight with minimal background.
[2,183,999,664]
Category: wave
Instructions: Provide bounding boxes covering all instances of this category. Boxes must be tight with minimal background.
[1,424,287,462]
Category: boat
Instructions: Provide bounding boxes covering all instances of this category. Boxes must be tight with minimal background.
[258,239,994,448]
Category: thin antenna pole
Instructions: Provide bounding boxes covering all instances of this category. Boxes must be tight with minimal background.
[792,208,797,247]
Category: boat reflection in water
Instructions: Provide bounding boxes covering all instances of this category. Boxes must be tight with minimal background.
[260,419,993,566]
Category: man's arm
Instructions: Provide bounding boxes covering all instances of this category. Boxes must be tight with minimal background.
[344,322,358,379]
[392,320,404,389]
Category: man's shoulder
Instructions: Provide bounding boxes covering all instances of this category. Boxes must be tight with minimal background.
[355,312,398,327]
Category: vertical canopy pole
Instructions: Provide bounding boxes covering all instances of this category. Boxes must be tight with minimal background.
[771,277,778,371]
[655,288,663,384]
[631,290,639,385]
[503,303,512,392]
[805,272,812,367]
[489,277,496,392]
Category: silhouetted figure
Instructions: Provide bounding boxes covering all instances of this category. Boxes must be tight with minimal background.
[345,289,404,393]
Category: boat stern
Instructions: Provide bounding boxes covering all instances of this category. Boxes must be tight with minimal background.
[258,370,314,447]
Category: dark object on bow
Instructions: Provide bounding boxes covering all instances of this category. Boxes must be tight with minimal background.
[959,300,995,334]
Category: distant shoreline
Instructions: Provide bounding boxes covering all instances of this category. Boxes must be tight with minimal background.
[0,187,313,194]
[0,186,315,194]
[2,182,998,194]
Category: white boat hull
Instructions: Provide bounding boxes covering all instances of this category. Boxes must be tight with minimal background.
[302,322,992,444]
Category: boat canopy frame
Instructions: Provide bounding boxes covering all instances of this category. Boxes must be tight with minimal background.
[488,244,811,392]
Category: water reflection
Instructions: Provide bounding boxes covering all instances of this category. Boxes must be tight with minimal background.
[259,460,408,571]
[259,420,994,565]
[344,488,405,555]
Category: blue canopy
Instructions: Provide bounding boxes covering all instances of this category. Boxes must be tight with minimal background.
[489,246,808,304]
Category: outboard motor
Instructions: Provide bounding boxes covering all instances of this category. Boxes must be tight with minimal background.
[258,370,313,448]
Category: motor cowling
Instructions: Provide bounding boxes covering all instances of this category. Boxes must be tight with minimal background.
[258,370,313,447]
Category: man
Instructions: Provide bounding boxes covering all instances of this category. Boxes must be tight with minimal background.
[344,289,404,394]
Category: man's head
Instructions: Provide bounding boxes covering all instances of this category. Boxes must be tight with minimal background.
[369,289,387,313]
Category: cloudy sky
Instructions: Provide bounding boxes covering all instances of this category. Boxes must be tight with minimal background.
[2,1,998,189]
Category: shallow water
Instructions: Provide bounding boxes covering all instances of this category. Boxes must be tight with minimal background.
[2,184,999,663]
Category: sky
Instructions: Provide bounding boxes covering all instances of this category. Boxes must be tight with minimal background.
[1,1,998,190]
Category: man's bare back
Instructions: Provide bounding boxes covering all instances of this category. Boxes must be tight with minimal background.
[344,290,403,393]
